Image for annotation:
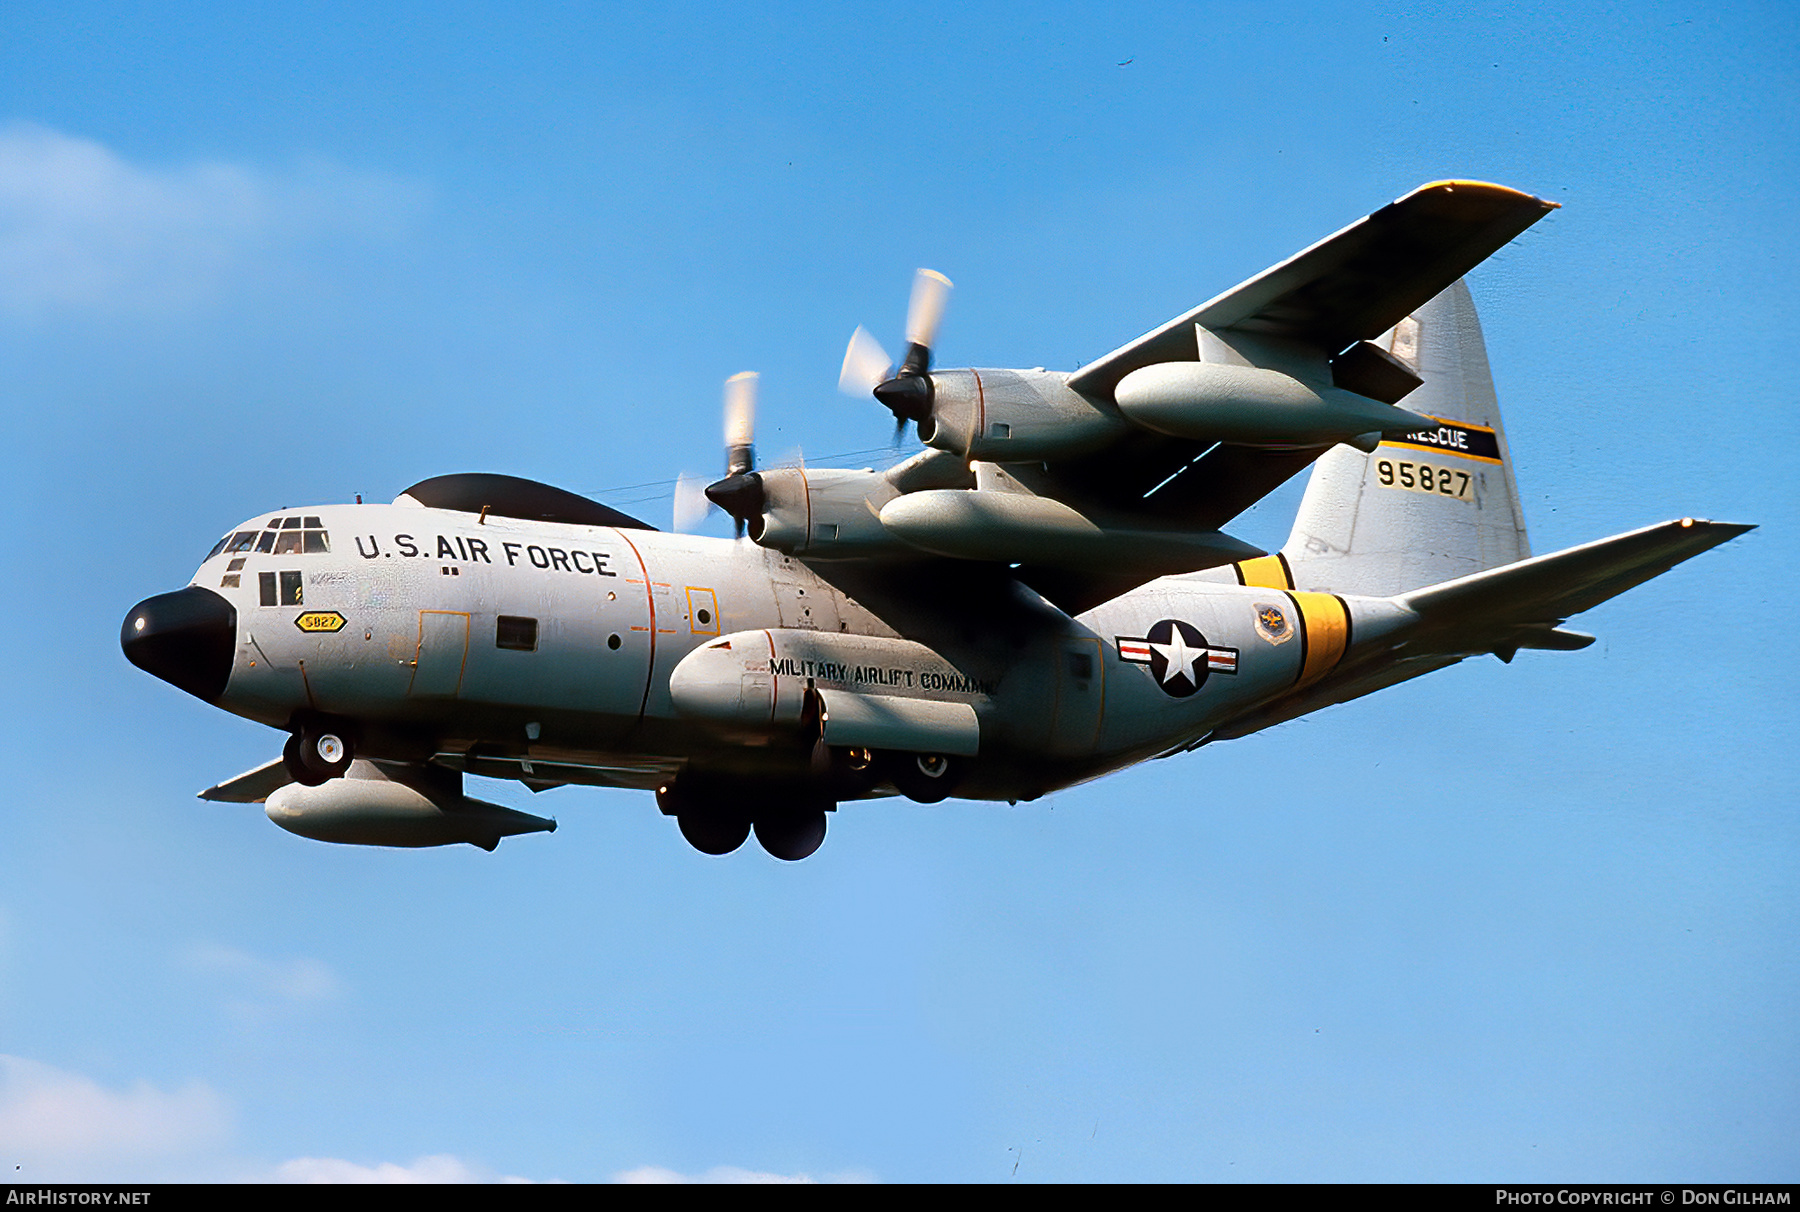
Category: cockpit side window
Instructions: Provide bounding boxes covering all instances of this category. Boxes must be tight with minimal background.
[206,536,231,560]
[225,531,260,554]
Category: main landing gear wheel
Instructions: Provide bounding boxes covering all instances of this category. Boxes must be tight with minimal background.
[677,812,752,856]
[283,720,354,786]
[753,808,828,862]
[888,753,960,803]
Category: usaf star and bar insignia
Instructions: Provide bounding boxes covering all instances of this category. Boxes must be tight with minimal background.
[1115,619,1238,698]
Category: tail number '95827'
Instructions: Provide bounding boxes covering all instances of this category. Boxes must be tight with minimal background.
[1375,459,1472,502]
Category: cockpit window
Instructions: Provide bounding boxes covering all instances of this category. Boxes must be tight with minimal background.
[206,536,230,560]
[240,516,331,556]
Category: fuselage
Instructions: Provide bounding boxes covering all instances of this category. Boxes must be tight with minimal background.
[138,498,1408,804]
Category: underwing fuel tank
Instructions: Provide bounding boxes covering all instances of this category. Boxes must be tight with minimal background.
[1114,361,1434,447]
[264,761,556,851]
[877,489,1263,573]
[669,630,984,756]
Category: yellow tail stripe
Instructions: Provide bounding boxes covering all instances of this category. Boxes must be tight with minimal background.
[1288,592,1350,687]
[1234,553,1293,590]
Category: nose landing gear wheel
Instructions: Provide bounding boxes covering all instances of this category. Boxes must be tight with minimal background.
[283,720,355,786]
[677,812,752,856]
[753,809,828,861]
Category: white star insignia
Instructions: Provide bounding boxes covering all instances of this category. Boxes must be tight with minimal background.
[1151,630,1200,686]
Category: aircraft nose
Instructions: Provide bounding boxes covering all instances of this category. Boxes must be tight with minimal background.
[121,586,238,702]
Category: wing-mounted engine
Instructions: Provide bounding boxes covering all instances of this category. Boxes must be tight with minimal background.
[918,368,1124,461]
[707,449,976,560]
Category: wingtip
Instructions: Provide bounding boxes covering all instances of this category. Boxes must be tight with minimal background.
[1675,517,1756,534]
[1406,179,1558,211]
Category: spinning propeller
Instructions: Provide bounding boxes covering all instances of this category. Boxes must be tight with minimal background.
[837,268,953,440]
[675,372,763,536]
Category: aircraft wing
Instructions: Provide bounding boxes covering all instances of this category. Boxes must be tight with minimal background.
[199,757,294,803]
[1066,180,1558,398]
[794,184,1560,615]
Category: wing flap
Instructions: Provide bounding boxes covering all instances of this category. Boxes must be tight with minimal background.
[1067,181,1557,398]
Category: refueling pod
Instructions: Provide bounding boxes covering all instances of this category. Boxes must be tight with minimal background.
[264,760,556,850]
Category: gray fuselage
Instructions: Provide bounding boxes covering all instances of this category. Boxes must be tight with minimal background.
[189,501,1392,802]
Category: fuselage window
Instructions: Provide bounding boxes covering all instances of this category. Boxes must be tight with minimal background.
[496,616,538,651]
[259,572,277,606]
[279,571,303,606]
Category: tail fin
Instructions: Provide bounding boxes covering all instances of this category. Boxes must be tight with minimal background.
[1279,279,1530,595]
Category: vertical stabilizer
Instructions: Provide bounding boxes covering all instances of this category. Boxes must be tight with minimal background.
[1280,279,1530,596]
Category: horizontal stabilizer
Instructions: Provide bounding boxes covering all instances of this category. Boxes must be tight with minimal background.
[199,758,294,804]
[1401,518,1753,633]
[1204,518,1748,743]
[1068,181,1557,398]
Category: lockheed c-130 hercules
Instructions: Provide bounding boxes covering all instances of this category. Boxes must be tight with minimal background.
[122,181,1750,861]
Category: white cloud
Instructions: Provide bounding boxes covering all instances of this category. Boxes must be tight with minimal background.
[0,1055,231,1172]
[0,1056,550,1183]
[0,121,424,316]
[185,941,343,1006]
[274,1154,532,1184]
[614,1165,872,1184]
[182,942,343,1030]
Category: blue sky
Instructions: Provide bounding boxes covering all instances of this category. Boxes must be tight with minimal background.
[0,0,1794,1183]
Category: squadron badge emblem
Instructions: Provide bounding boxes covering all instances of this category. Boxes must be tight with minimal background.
[1254,602,1293,645]
[1116,619,1238,698]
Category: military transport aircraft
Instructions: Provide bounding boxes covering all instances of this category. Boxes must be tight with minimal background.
[121,181,1750,861]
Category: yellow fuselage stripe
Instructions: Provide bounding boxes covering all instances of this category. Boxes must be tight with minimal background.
[1287,592,1350,687]
[1235,553,1293,590]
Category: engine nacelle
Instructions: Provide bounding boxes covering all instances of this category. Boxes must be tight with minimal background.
[748,467,918,560]
[264,760,556,850]
[1114,361,1433,448]
[919,369,1124,462]
[669,629,985,755]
